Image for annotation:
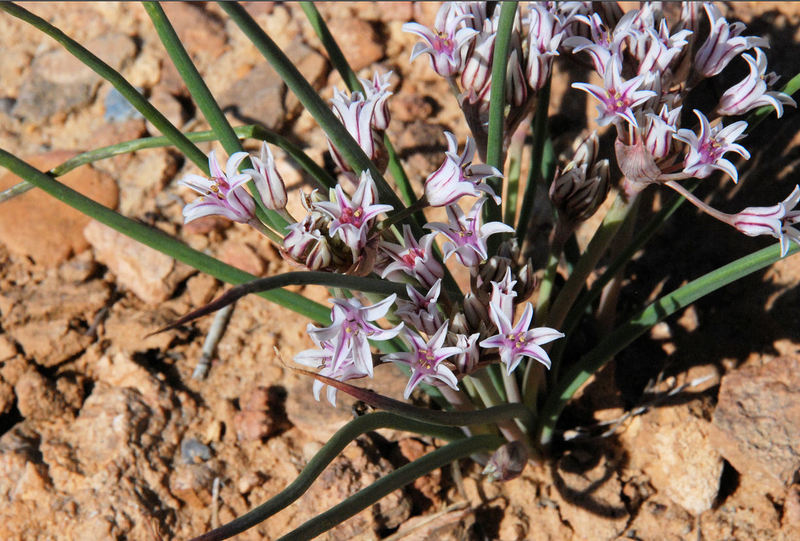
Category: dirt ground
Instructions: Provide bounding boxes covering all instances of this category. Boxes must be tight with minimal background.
[1,2,800,540]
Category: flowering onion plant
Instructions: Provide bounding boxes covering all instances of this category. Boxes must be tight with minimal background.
[1,2,799,539]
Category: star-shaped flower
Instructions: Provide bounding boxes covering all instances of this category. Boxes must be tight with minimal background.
[403,3,478,77]
[733,185,800,257]
[384,323,461,399]
[572,54,656,128]
[479,302,564,375]
[426,198,514,268]
[424,132,500,207]
[314,170,393,257]
[695,3,769,78]
[179,150,256,224]
[379,225,444,288]
[716,48,796,118]
[674,109,750,183]
[294,338,369,407]
[308,294,403,378]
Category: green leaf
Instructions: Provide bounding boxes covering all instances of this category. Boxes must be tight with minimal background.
[274,435,502,541]
[0,2,209,172]
[188,412,468,541]
[298,367,536,428]
[0,149,331,324]
[537,241,800,446]
[484,1,518,225]
[153,272,413,335]
[515,79,552,245]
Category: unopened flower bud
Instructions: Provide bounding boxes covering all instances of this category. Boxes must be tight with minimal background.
[550,158,610,223]
[461,24,495,104]
[483,441,527,482]
[450,313,470,335]
[305,237,333,270]
[283,214,321,261]
[455,332,480,374]
[515,263,537,303]
[463,293,489,332]
[246,141,287,210]
[479,255,512,291]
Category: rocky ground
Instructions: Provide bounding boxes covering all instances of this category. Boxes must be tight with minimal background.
[1,2,800,540]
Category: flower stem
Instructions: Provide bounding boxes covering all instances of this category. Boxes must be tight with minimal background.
[0,149,331,324]
[536,241,799,448]
[189,411,473,541]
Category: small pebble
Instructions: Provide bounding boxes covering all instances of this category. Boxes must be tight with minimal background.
[104,87,144,123]
[181,438,212,464]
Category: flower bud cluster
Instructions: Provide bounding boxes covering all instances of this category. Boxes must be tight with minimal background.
[549,132,610,226]
[327,72,393,179]
[404,3,567,156]
[178,143,288,227]
[295,128,563,404]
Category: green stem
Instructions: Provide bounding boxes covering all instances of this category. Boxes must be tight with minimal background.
[534,219,570,326]
[274,435,503,541]
[516,79,552,248]
[503,122,526,226]
[142,1,288,231]
[550,185,697,370]
[0,2,208,172]
[189,412,470,541]
[536,241,800,447]
[546,193,634,331]
[0,149,331,324]
[484,1,517,226]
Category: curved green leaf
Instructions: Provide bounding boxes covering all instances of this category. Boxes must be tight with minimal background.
[274,434,502,541]
[0,149,331,324]
[0,2,208,172]
[537,241,800,446]
[189,411,469,541]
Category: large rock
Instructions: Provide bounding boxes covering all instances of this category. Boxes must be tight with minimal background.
[220,61,286,129]
[83,219,193,304]
[623,406,724,515]
[709,356,800,494]
[0,151,119,267]
[13,34,136,121]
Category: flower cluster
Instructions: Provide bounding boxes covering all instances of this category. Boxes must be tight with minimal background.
[404,2,797,252]
[178,2,798,411]
[177,65,564,406]
[404,2,567,157]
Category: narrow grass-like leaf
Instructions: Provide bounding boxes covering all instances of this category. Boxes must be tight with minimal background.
[2,125,336,202]
[0,2,209,172]
[0,149,331,324]
[297,368,536,428]
[274,434,503,541]
[0,179,33,204]
[516,79,552,245]
[537,242,800,446]
[142,2,289,232]
[190,411,467,541]
[484,1,518,225]
[550,187,694,371]
[218,1,406,215]
[152,272,414,335]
